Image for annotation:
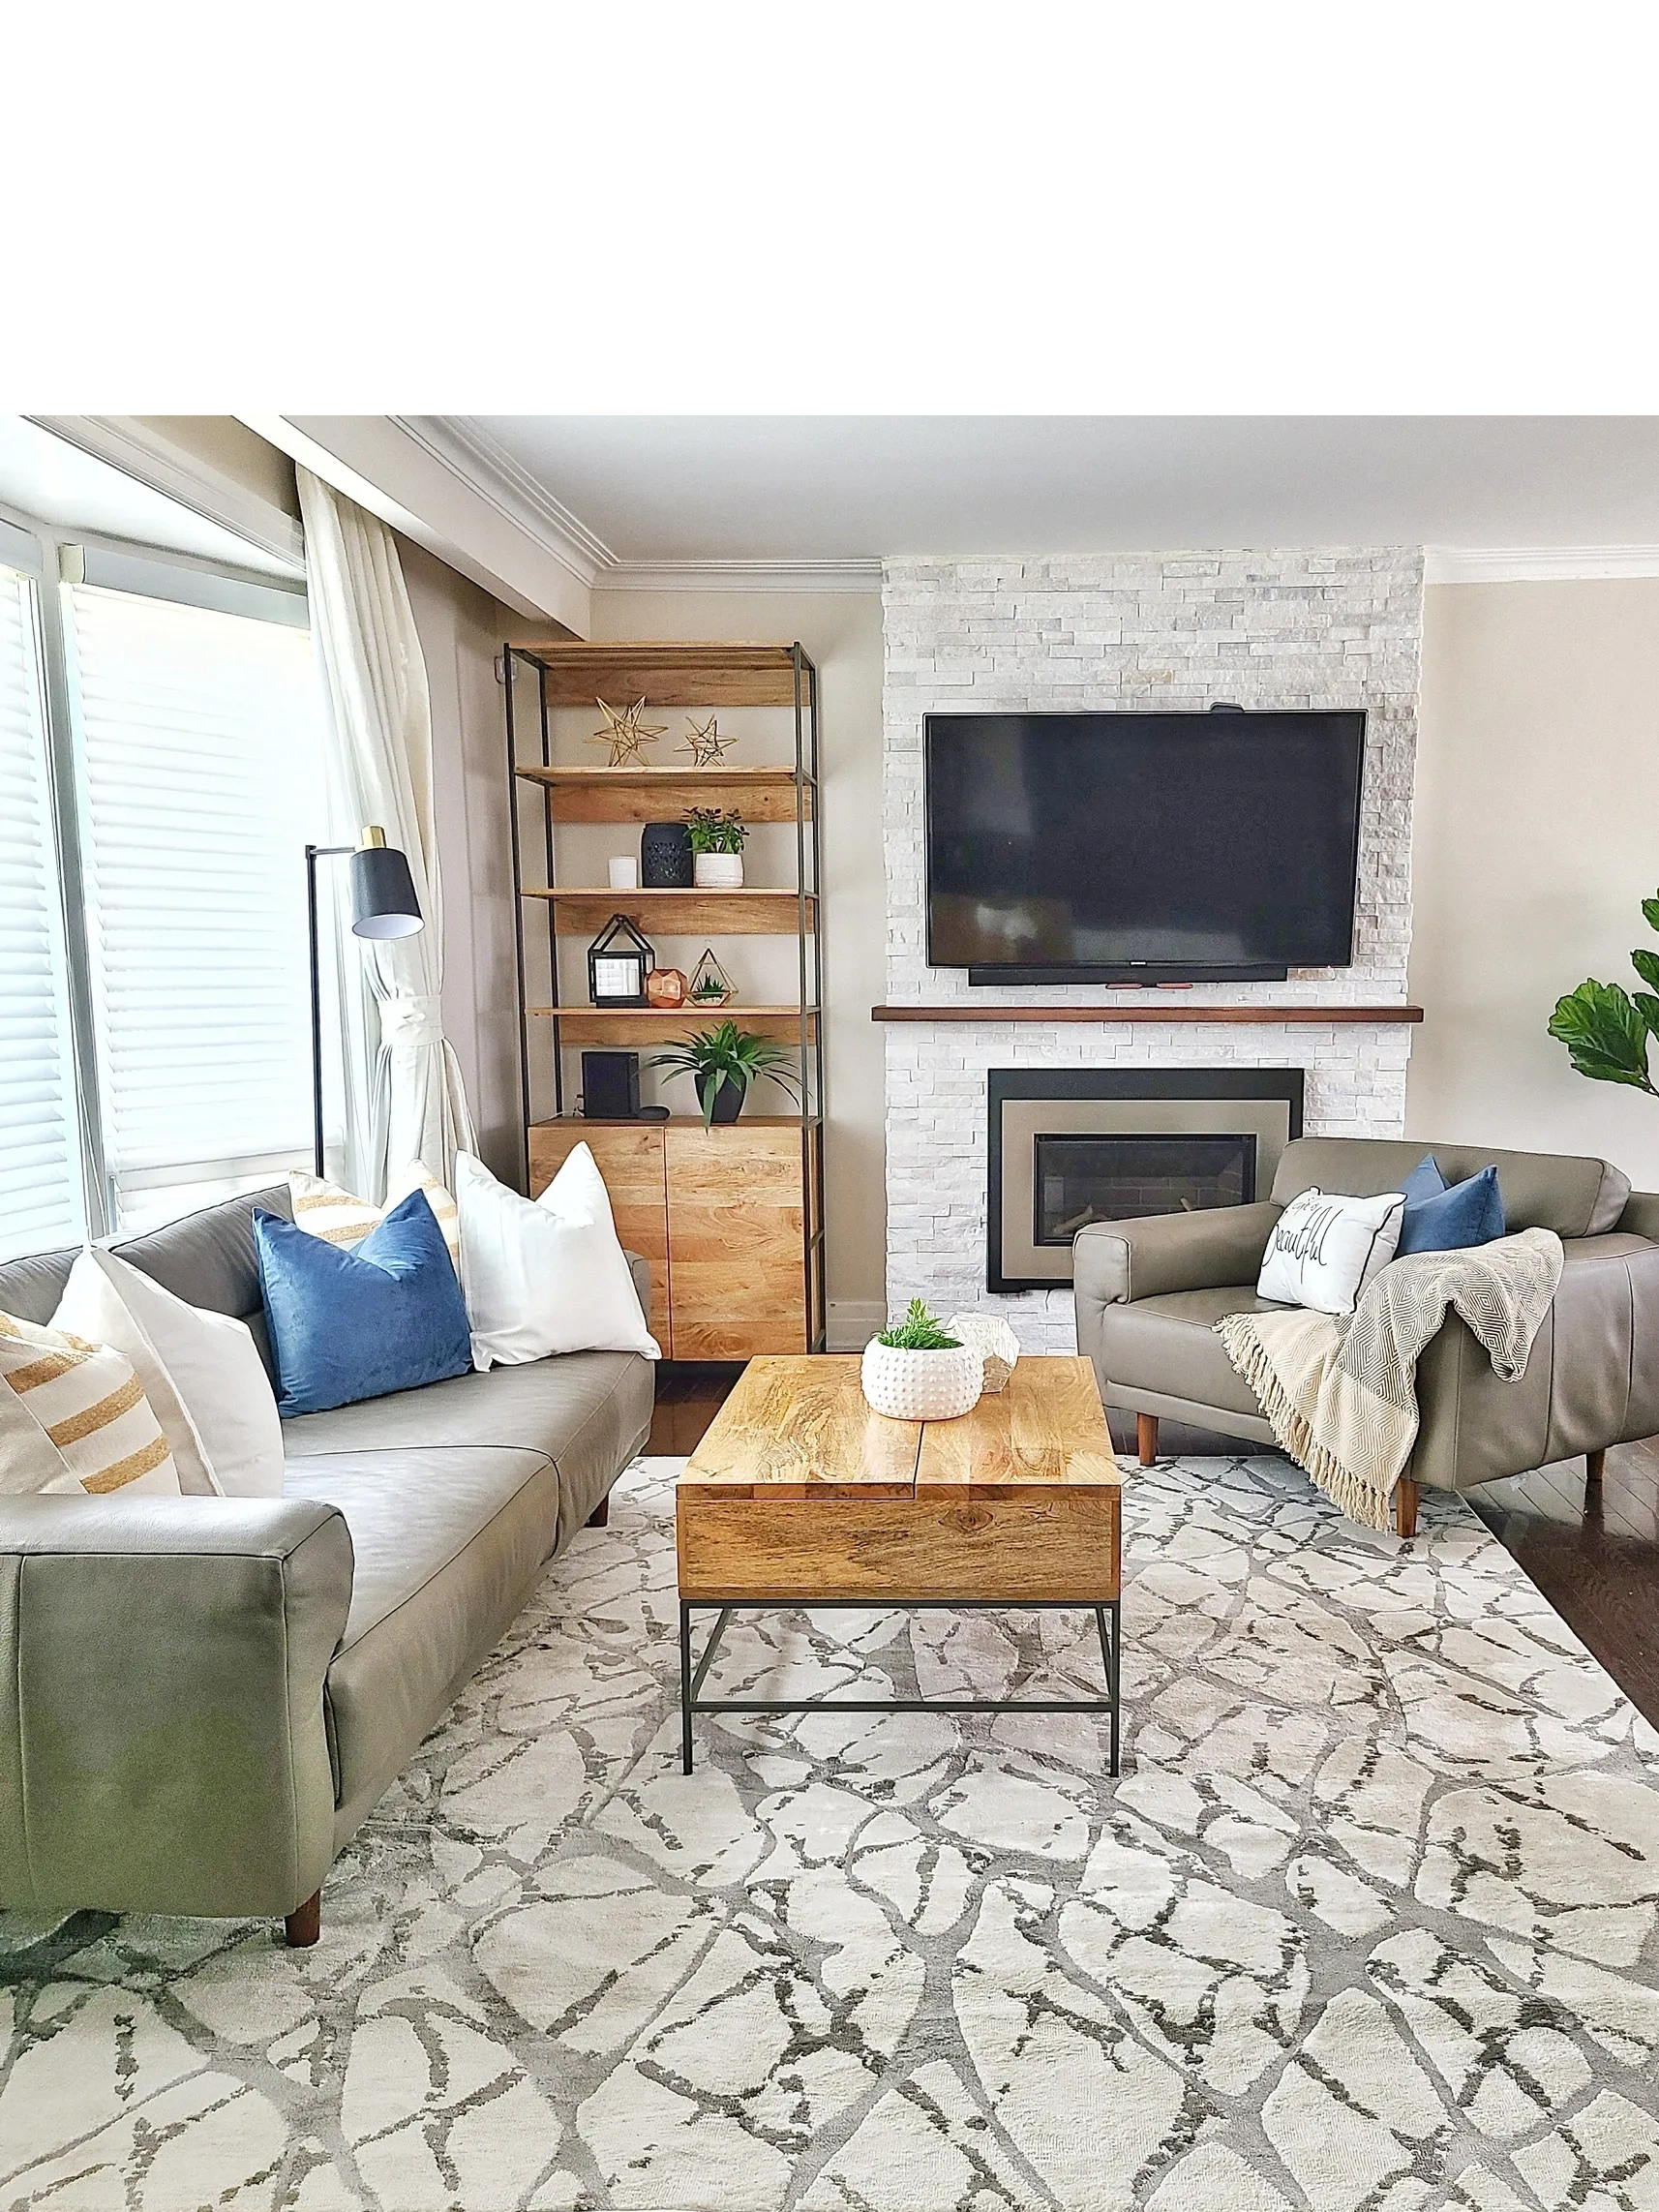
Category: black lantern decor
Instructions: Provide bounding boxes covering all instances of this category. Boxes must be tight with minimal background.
[588,913,655,1007]
[640,820,694,889]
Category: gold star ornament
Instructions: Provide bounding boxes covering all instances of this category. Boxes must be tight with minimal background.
[589,697,667,767]
[678,712,736,768]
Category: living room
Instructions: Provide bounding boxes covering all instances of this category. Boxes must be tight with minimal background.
[6,18,1659,2209]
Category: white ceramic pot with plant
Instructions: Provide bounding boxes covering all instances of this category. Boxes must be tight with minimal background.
[861,1300,983,1421]
[687,805,746,890]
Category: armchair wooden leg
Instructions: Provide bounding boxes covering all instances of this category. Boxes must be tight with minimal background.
[1394,1477,1419,1539]
[284,1891,320,1948]
[587,1494,610,1529]
[1136,1413,1159,1469]
[1585,1448,1607,1486]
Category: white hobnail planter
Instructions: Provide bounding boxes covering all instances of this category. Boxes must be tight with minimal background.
[861,1338,983,1421]
[693,852,744,890]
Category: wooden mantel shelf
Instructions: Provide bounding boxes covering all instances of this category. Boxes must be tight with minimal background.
[871,1004,1424,1025]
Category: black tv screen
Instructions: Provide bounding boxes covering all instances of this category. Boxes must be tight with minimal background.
[924,710,1367,983]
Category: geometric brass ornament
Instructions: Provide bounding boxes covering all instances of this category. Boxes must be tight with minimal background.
[678,712,736,768]
[590,696,667,767]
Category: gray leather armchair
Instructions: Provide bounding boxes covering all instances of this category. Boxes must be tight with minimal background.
[1074,1135,1659,1535]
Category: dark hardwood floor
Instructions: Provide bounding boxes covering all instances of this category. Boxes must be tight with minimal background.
[648,1362,1659,1734]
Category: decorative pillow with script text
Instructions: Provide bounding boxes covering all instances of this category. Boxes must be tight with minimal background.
[1256,1186,1406,1317]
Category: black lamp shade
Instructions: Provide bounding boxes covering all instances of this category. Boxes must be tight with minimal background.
[349,843,423,940]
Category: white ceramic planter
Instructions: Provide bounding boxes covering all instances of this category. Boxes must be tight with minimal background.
[861,1338,983,1421]
[693,852,744,890]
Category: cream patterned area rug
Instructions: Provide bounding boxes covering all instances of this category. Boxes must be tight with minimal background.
[5,1456,1659,2212]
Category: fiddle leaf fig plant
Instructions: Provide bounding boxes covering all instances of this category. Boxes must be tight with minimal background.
[1549,891,1659,1096]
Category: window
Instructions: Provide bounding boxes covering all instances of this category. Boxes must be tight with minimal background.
[0,556,84,1261]
[0,504,335,1253]
[67,581,331,1230]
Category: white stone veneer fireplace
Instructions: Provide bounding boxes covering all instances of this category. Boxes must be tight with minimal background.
[882,548,1426,1351]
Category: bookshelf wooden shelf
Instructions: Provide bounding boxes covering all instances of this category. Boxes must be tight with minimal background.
[513,764,810,824]
[530,1006,819,1046]
[504,638,826,1353]
[520,887,815,936]
[503,641,806,708]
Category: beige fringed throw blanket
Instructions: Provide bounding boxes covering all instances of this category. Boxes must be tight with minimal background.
[1215,1228,1564,1531]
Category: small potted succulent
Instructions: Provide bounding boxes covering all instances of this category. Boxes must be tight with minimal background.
[686,806,747,890]
[861,1298,984,1421]
[651,1019,802,1128]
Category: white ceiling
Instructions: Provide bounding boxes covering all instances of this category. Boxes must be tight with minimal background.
[462,415,1659,566]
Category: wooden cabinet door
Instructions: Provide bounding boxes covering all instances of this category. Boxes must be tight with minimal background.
[528,1123,670,1349]
[665,1124,806,1359]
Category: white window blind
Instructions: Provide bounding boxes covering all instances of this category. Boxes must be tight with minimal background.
[67,583,332,1227]
[0,569,84,1261]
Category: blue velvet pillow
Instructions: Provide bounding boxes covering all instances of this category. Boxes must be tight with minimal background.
[1401,1153,1448,1206]
[254,1191,473,1417]
[1397,1156,1507,1257]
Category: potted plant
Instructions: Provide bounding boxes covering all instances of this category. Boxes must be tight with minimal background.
[650,1019,802,1128]
[861,1299,984,1420]
[686,806,747,890]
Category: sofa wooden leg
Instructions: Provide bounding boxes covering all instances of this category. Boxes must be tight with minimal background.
[586,1494,610,1529]
[284,1891,320,1948]
[1395,1477,1419,1539]
[1136,1413,1159,1469]
[1585,1448,1607,1485]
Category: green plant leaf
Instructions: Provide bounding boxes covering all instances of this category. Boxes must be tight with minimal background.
[1634,992,1659,1038]
[876,1295,962,1350]
[1643,895,1659,935]
[1633,949,1659,994]
[1548,979,1656,1090]
[649,1019,804,1126]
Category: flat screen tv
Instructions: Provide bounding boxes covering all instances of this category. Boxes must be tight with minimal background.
[924,708,1367,984]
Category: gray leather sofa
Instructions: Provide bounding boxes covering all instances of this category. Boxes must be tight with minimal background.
[0,1184,653,1945]
[1075,1135,1659,1535]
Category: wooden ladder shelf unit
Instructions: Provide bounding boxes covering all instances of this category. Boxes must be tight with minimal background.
[503,639,826,1357]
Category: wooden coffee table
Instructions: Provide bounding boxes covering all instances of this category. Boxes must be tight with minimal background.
[675,1353,1123,1775]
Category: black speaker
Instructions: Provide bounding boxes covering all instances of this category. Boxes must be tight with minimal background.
[640,820,693,888]
[581,1049,641,1120]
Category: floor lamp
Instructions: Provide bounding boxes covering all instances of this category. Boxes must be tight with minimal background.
[307,826,424,1177]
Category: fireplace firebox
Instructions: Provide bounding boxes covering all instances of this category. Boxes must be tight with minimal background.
[988,1069,1303,1292]
[1033,1133,1256,1244]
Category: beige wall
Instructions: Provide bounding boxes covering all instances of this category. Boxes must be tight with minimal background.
[131,416,301,518]
[1408,578,1659,1191]
[397,537,525,1185]
[588,590,888,1329]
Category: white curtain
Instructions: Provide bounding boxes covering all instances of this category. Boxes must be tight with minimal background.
[296,467,477,1197]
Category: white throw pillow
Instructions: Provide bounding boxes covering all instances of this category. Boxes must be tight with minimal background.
[1256,1187,1406,1318]
[54,1247,285,1500]
[0,1311,182,1498]
[455,1146,660,1370]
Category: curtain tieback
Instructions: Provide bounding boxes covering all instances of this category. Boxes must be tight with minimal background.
[379,993,445,1051]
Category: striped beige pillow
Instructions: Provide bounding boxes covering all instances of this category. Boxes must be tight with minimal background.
[0,1312,182,1498]
[286,1169,380,1248]
[287,1163,461,1270]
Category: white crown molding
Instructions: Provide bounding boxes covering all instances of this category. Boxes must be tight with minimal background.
[594,557,885,593]
[26,416,306,573]
[1426,544,1659,585]
[411,419,882,596]
[390,416,617,588]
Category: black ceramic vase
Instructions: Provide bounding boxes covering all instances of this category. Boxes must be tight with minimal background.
[700,1076,744,1125]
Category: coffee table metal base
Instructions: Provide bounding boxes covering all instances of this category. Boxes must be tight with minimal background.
[678,1597,1121,1778]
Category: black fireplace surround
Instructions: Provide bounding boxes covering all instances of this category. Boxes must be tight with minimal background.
[987,1069,1305,1292]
